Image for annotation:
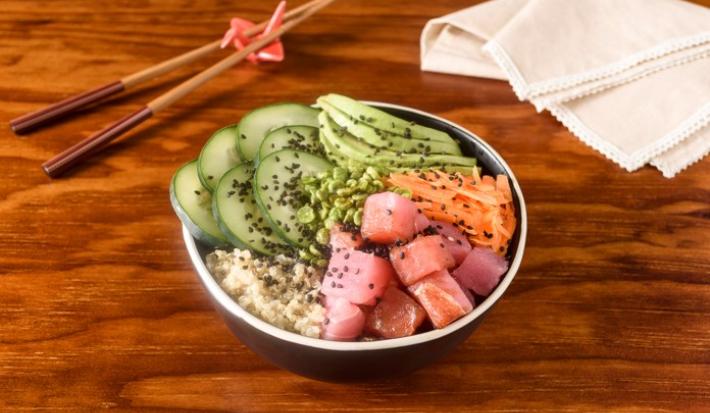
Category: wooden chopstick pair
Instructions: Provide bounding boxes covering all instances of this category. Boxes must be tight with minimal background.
[11,0,334,178]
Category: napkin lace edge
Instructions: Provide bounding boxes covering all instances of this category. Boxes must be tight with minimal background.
[532,50,710,110]
[483,32,710,101]
[547,102,710,173]
[650,138,710,179]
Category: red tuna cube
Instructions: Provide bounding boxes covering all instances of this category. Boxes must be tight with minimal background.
[361,192,418,244]
[452,247,508,296]
[320,249,394,305]
[365,287,426,339]
[409,269,473,329]
[329,224,364,251]
[389,235,456,286]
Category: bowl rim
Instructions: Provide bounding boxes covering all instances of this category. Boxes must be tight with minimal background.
[183,101,527,351]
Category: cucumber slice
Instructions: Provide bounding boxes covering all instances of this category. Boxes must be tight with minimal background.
[257,125,321,162]
[319,112,477,169]
[197,124,241,192]
[170,160,228,246]
[212,164,289,255]
[253,149,333,247]
[237,103,319,161]
[317,98,462,156]
[320,93,456,144]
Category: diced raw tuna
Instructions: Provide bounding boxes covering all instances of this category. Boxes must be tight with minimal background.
[362,297,377,306]
[460,282,476,306]
[408,269,473,329]
[322,297,366,341]
[361,192,418,244]
[365,287,426,339]
[320,249,394,305]
[431,220,472,265]
[452,247,509,296]
[414,212,430,233]
[389,235,456,286]
[329,224,364,250]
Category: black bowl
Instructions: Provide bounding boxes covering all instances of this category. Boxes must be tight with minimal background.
[182,101,528,381]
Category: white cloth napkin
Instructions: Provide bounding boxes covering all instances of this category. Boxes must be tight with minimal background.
[421,0,710,177]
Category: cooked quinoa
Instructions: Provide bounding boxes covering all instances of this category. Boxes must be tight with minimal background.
[206,248,325,338]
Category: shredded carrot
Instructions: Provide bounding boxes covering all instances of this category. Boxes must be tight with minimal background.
[387,170,516,255]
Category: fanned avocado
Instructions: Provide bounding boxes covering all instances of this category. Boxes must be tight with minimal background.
[317,98,463,156]
[318,112,477,169]
[320,93,456,144]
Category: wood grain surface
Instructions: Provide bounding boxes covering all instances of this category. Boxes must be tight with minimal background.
[1,1,708,411]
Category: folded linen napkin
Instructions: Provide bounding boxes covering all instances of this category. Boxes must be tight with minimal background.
[421,0,710,177]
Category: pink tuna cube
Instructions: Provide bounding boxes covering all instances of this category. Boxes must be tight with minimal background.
[320,249,394,305]
[452,247,509,296]
[322,297,366,341]
[431,220,472,265]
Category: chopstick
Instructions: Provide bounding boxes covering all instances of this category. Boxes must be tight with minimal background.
[42,0,335,178]
[9,0,325,135]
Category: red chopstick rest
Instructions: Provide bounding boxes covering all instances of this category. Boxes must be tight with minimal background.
[220,0,286,63]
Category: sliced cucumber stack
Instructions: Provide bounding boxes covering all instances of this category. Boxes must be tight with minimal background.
[170,160,228,246]
[257,125,321,162]
[253,149,332,247]
[212,164,289,255]
[197,124,241,192]
[237,103,319,161]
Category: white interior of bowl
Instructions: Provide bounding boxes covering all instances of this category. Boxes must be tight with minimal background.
[183,101,528,351]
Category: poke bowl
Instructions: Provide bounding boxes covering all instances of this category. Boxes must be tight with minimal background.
[176,95,527,381]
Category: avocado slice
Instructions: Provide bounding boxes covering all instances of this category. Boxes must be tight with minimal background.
[318,112,477,169]
[317,98,463,156]
[320,93,456,145]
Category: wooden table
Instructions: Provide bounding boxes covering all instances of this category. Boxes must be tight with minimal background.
[1,1,708,411]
